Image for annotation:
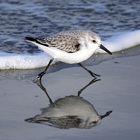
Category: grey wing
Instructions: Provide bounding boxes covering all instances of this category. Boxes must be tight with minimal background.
[45,115,83,128]
[38,34,80,53]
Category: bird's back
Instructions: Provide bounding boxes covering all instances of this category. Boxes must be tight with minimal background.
[37,30,98,53]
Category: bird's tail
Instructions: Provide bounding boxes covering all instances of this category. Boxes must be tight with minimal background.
[25,115,49,123]
[25,36,38,43]
[25,36,49,47]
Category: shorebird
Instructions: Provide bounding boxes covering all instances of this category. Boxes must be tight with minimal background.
[25,95,112,129]
[25,30,112,80]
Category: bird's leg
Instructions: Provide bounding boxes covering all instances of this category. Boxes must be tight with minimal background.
[33,59,54,83]
[78,63,100,78]
[78,78,101,96]
[38,59,54,79]
[35,71,54,104]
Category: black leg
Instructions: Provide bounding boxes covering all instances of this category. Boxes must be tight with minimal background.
[78,78,101,96]
[35,73,54,104]
[33,59,54,83]
[78,63,100,78]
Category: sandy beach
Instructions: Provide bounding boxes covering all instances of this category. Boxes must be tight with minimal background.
[0,54,140,140]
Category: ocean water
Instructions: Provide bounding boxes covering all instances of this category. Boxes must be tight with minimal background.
[0,0,140,54]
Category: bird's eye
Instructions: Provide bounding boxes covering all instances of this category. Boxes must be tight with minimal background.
[92,40,96,43]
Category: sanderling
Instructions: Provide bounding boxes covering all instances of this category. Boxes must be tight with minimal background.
[25,30,112,80]
[25,95,112,129]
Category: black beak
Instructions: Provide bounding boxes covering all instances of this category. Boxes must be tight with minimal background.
[100,110,112,119]
[100,44,112,55]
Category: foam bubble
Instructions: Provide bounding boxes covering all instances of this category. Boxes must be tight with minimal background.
[100,30,140,53]
[0,52,51,69]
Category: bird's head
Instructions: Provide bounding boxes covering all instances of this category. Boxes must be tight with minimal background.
[83,31,112,55]
[81,110,112,128]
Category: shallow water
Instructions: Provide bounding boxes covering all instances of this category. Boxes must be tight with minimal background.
[0,0,140,140]
[0,55,140,140]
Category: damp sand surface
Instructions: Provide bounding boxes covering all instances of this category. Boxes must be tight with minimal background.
[0,54,140,140]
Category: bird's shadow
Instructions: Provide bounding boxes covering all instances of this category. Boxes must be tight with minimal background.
[25,77,112,129]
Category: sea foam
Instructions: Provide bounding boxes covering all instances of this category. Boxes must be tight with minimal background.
[101,30,140,53]
[0,30,140,69]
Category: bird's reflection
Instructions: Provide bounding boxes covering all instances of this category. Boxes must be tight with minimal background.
[25,77,112,129]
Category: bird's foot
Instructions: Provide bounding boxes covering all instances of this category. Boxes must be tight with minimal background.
[33,76,41,84]
[38,71,46,77]
[88,71,100,78]
[33,71,45,83]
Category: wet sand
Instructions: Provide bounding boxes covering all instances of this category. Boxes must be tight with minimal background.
[0,54,140,140]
